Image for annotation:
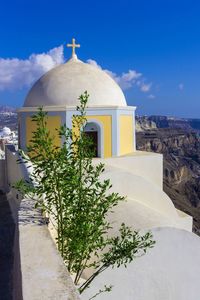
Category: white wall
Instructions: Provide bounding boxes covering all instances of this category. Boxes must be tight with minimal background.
[82,227,200,300]
[98,153,192,232]
[4,145,80,300]
[0,159,5,190]
[108,197,192,233]
[98,150,163,188]
[5,144,30,190]
[17,196,80,300]
[100,166,178,218]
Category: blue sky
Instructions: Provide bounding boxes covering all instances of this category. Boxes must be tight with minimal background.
[0,0,200,117]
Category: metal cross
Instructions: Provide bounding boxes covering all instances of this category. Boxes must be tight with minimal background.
[67,38,80,58]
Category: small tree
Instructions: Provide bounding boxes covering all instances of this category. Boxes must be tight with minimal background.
[16,91,155,297]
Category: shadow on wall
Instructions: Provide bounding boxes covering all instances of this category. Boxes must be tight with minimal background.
[0,160,5,191]
[0,191,23,300]
[3,144,50,300]
[2,145,28,300]
[3,144,82,300]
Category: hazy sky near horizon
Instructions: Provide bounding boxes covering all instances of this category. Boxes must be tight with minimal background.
[0,0,200,118]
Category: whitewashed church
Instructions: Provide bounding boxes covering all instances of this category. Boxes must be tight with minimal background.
[2,39,200,300]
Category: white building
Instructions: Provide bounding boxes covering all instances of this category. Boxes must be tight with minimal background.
[2,39,200,300]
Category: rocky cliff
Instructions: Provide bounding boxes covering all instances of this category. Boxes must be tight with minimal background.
[147,115,200,132]
[135,116,157,132]
[136,120,200,235]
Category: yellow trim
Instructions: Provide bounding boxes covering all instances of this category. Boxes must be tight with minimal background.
[119,115,133,155]
[26,116,61,148]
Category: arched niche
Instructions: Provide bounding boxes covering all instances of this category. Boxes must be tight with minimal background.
[84,121,104,158]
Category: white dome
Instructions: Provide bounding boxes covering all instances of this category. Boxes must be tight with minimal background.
[24,57,127,107]
[2,127,11,136]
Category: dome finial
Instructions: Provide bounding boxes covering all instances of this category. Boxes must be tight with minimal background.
[67,38,80,59]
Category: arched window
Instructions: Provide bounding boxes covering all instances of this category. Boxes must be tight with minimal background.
[84,121,103,157]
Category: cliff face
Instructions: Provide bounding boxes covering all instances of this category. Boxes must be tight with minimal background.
[135,116,157,132]
[147,115,200,132]
[136,126,200,235]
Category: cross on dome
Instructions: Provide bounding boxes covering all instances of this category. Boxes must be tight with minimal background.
[67,38,80,59]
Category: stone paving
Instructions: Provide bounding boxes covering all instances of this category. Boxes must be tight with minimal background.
[0,192,15,300]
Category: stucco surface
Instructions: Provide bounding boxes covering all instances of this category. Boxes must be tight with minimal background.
[4,146,194,299]
[19,197,80,300]
[82,227,200,300]
[0,160,5,190]
[4,145,80,300]
[97,153,192,231]
[26,115,61,148]
[100,165,178,218]
[119,115,133,155]
[108,197,192,232]
[24,58,126,107]
[5,145,31,189]
[99,150,163,188]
